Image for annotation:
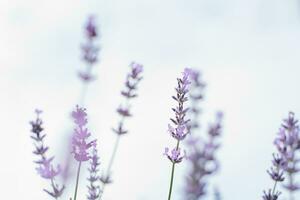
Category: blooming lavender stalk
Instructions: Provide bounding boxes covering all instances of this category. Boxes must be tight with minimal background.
[187,70,205,132]
[100,62,143,197]
[62,16,101,184]
[30,109,65,199]
[87,143,101,200]
[184,112,223,200]
[262,154,286,200]
[164,68,192,200]
[71,105,96,200]
[274,112,300,200]
[78,15,100,104]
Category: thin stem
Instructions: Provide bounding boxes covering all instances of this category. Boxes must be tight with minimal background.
[73,162,82,200]
[167,141,180,200]
[100,135,121,199]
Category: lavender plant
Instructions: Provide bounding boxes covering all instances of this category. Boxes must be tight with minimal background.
[100,62,143,196]
[61,15,101,183]
[183,69,223,200]
[184,112,223,200]
[30,109,65,199]
[262,154,285,200]
[71,105,97,200]
[274,112,300,200]
[78,15,100,104]
[164,68,192,200]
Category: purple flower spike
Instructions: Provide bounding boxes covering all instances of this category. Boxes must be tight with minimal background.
[87,143,101,200]
[261,112,300,200]
[100,62,143,196]
[72,105,95,162]
[112,62,143,135]
[273,112,300,198]
[165,68,192,162]
[79,15,100,83]
[30,110,65,199]
[185,111,223,200]
[166,68,192,200]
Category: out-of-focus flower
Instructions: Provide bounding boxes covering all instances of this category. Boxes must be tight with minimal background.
[30,109,65,199]
[71,105,95,162]
[79,15,100,83]
[184,112,223,200]
[87,143,101,200]
[274,112,300,196]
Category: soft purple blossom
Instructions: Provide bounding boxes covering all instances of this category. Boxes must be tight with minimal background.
[166,68,192,200]
[164,147,186,163]
[30,110,64,199]
[87,143,101,200]
[184,112,223,200]
[112,62,143,135]
[274,112,300,196]
[71,105,95,162]
[79,15,100,83]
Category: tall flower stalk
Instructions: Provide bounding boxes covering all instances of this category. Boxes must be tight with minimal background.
[87,143,101,200]
[62,15,101,184]
[185,112,223,200]
[274,112,300,200]
[100,62,143,197]
[164,68,192,200]
[30,109,65,199]
[78,15,100,105]
[71,105,96,200]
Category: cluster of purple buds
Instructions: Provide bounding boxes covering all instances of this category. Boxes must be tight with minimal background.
[87,143,101,200]
[274,112,300,193]
[30,109,65,199]
[164,68,192,163]
[71,105,96,162]
[185,112,223,200]
[79,15,100,83]
[112,62,143,135]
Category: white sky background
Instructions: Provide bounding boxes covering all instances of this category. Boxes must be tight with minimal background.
[1,0,300,199]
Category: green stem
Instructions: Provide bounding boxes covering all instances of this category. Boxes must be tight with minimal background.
[73,162,82,200]
[167,141,180,200]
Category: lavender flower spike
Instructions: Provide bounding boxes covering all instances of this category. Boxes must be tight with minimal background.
[262,154,286,200]
[274,112,300,200]
[71,105,96,200]
[166,68,192,200]
[79,15,100,83]
[184,112,223,200]
[100,62,143,197]
[30,109,65,199]
[87,143,101,200]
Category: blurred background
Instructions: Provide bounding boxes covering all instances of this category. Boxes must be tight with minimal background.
[1,0,300,199]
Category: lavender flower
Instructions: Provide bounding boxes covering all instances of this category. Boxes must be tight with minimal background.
[262,154,286,200]
[71,105,95,162]
[30,109,65,199]
[71,105,95,200]
[79,15,100,83]
[100,62,143,197]
[274,112,300,199]
[87,143,101,200]
[166,68,192,200]
[184,112,223,200]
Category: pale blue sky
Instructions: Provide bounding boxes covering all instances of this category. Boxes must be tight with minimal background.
[1,0,300,200]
